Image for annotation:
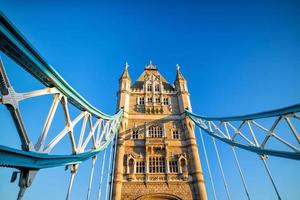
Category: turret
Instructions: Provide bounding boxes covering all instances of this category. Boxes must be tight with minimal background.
[117,62,131,115]
[114,62,131,200]
[174,64,192,113]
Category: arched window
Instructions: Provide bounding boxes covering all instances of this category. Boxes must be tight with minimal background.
[139,97,145,105]
[132,129,139,139]
[179,158,187,174]
[172,129,180,139]
[155,97,161,103]
[155,84,160,92]
[163,97,169,105]
[128,158,135,174]
[148,125,163,138]
[147,84,152,92]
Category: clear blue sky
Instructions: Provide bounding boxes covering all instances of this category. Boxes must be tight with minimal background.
[0,1,299,200]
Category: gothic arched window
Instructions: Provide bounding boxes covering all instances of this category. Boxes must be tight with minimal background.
[148,125,163,138]
[172,129,180,139]
[179,158,187,174]
[128,158,135,174]
[163,97,169,105]
[132,129,139,139]
[147,84,152,92]
[155,84,160,92]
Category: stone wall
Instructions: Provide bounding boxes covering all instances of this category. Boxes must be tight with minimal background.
[121,182,194,200]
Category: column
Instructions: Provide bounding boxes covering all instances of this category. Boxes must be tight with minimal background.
[185,117,207,200]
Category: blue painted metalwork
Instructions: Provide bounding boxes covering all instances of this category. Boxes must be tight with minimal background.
[186,104,300,160]
[0,11,123,169]
[0,11,118,120]
[186,103,300,121]
[0,110,122,169]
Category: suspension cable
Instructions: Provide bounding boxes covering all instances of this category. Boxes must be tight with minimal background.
[97,148,107,200]
[109,133,118,200]
[209,122,231,200]
[261,157,282,200]
[66,164,77,200]
[105,142,114,200]
[212,137,231,200]
[86,156,97,200]
[231,147,251,200]
[199,127,218,200]
[223,122,251,200]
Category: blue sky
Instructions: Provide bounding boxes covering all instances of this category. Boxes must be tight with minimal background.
[0,1,299,200]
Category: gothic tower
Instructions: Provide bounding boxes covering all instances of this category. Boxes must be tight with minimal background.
[112,62,207,200]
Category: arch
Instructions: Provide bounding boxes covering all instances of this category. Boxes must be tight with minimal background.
[178,155,187,174]
[127,155,135,174]
[128,158,135,173]
[136,193,182,200]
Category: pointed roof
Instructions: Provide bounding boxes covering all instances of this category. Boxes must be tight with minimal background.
[119,62,130,80]
[131,62,175,91]
[175,64,186,81]
[144,60,157,70]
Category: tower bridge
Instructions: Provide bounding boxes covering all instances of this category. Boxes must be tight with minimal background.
[0,12,299,200]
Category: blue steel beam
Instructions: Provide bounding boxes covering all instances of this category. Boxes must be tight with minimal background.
[0,11,124,169]
[0,145,102,169]
[0,12,119,120]
[0,12,123,200]
[186,105,300,160]
[186,104,300,121]
[0,111,121,169]
[190,117,300,160]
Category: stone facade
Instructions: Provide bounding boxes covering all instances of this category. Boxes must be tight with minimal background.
[112,63,207,200]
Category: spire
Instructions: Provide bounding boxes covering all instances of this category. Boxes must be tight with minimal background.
[175,64,185,81]
[145,60,157,70]
[120,62,130,80]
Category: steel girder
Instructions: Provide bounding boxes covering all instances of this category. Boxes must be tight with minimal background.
[186,104,300,160]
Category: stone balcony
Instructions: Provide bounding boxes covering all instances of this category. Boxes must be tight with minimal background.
[135,103,172,114]
[125,173,189,182]
[145,137,166,145]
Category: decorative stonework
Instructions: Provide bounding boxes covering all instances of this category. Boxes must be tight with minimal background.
[113,63,207,200]
[121,182,192,200]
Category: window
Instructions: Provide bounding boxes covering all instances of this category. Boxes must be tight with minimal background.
[155,97,161,103]
[149,157,165,173]
[147,84,152,92]
[155,84,160,92]
[163,97,169,105]
[148,126,163,138]
[169,161,179,173]
[139,97,145,105]
[128,158,135,173]
[180,158,187,173]
[172,130,180,139]
[132,129,139,139]
[147,97,153,103]
[136,161,145,173]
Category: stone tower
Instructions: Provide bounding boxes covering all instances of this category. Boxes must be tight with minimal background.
[112,62,207,200]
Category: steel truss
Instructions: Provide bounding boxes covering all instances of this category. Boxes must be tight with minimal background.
[186,104,300,160]
[186,105,300,200]
[0,12,122,199]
